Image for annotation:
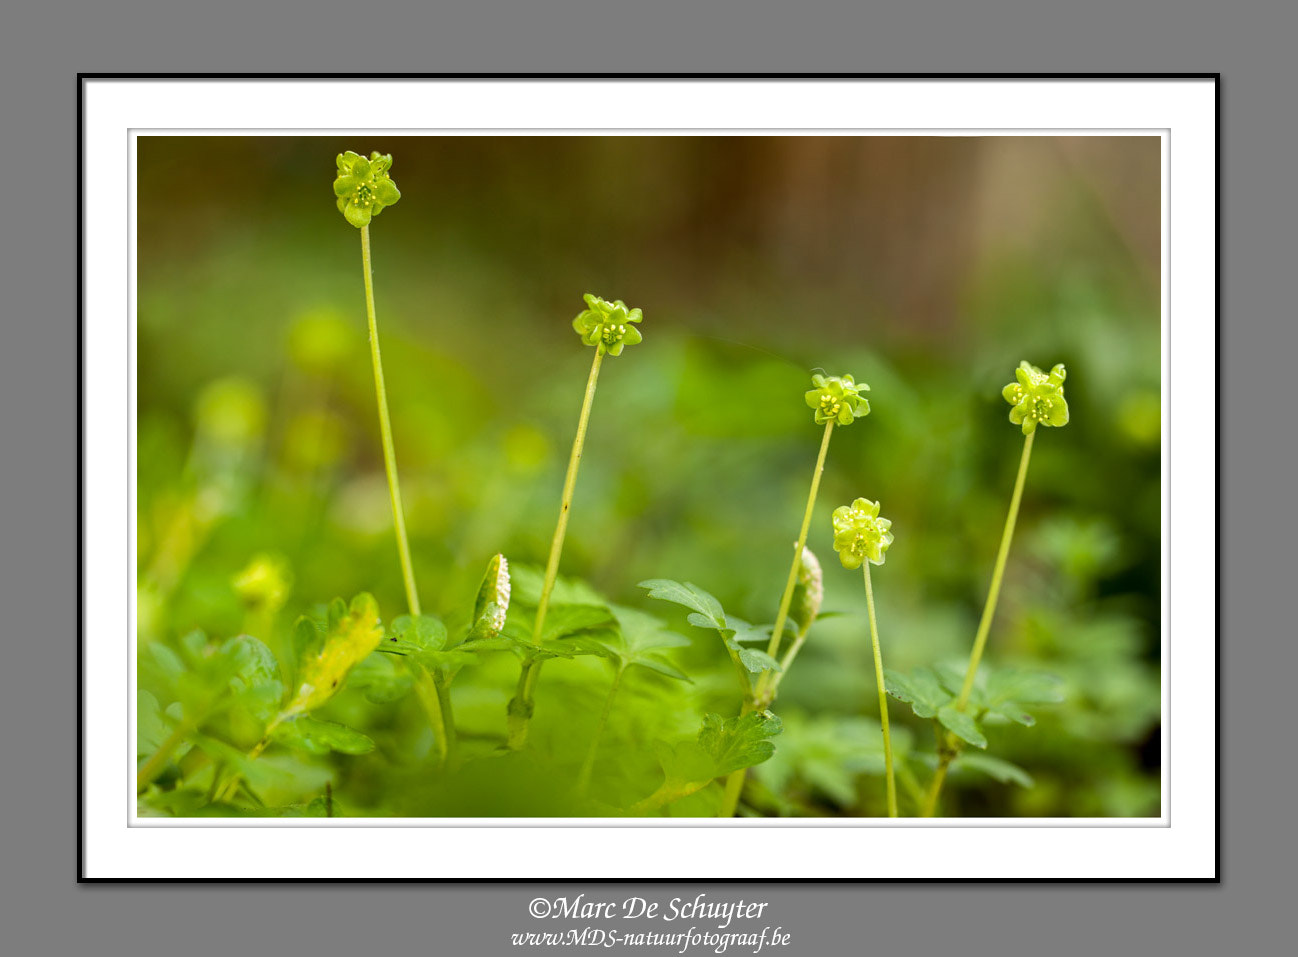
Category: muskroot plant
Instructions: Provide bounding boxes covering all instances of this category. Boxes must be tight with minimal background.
[710,372,870,817]
[900,361,1070,816]
[136,150,1078,820]
[832,498,897,817]
[507,294,644,750]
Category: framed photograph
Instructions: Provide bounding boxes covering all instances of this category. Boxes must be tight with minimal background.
[82,75,1217,880]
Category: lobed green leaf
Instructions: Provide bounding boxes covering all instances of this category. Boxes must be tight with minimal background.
[639,579,726,631]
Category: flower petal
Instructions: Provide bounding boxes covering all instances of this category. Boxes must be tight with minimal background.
[805,389,824,410]
[1002,383,1024,405]
[1009,404,1027,425]
[374,179,401,206]
[333,175,357,197]
[837,406,854,425]
[622,325,642,346]
[1021,416,1038,435]
[343,200,372,228]
[1045,398,1070,427]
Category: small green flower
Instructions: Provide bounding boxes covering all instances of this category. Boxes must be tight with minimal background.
[804,373,870,426]
[571,294,643,356]
[333,151,401,228]
[1002,361,1069,435]
[832,498,894,569]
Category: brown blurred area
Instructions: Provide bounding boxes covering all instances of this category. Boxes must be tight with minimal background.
[138,135,1159,348]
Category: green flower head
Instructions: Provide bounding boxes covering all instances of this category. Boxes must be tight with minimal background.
[572,294,643,356]
[831,497,894,569]
[333,151,401,228]
[1002,361,1069,435]
[804,373,870,426]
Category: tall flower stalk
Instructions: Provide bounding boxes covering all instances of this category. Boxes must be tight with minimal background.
[333,151,456,759]
[922,361,1068,816]
[334,151,418,616]
[506,295,643,750]
[832,498,897,817]
[718,372,869,817]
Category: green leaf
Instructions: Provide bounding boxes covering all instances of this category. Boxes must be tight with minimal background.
[937,704,987,749]
[291,615,323,675]
[986,669,1065,705]
[386,614,448,654]
[598,605,693,682]
[725,616,773,644]
[981,669,1064,726]
[698,710,784,776]
[638,579,726,630]
[220,635,283,722]
[346,652,413,704]
[956,753,1034,789]
[631,657,691,681]
[539,634,618,661]
[271,716,375,756]
[729,641,782,675]
[649,710,784,807]
[456,637,517,653]
[283,593,385,716]
[537,603,617,642]
[885,667,951,719]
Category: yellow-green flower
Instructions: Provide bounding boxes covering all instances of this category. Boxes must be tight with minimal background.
[333,151,401,228]
[804,373,870,426]
[572,294,643,356]
[1002,361,1069,435]
[832,498,894,569]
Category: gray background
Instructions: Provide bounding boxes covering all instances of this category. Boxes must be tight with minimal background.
[0,1,1289,953]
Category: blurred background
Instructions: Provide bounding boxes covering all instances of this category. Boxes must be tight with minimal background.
[137,135,1161,817]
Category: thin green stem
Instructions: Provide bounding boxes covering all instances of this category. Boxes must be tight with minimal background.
[924,430,1036,817]
[864,562,897,817]
[956,429,1035,710]
[577,667,624,793]
[214,717,280,804]
[921,757,951,818]
[768,621,813,700]
[506,662,535,751]
[920,720,956,817]
[757,421,835,690]
[534,347,605,643]
[435,673,457,762]
[360,224,421,618]
[719,422,835,816]
[508,347,606,750]
[413,669,451,766]
[717,764,746,818]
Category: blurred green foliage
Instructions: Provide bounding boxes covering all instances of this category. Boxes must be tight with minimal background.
[136,136,1160,818]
